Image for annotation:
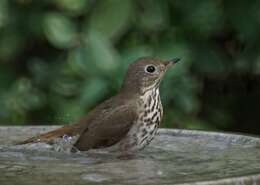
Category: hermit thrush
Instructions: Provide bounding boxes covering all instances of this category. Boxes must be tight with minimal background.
[18,57,180,153]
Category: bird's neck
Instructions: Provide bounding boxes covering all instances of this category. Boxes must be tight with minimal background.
[139,86,160,105]
[120,80,141,95]
[120,78,161,97]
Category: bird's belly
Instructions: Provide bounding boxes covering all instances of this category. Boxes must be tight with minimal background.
[119,106,162,152]
[114,88,163,152]
[135,119,159,149]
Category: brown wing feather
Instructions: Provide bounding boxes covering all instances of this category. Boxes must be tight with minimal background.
[16,125,75,145]
[16,94,137,151]
[74,101,137,151]
[16,102,102,145]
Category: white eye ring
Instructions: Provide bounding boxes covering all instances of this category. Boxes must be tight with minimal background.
[145,65,156,74]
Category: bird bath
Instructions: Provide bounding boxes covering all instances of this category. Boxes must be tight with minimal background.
[0,126,260,185]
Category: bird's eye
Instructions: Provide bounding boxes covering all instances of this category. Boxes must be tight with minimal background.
[145,65,156,73]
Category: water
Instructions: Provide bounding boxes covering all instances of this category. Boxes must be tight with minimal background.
[0,126,260,185]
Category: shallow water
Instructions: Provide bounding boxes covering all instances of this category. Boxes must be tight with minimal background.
[0,127,260,185]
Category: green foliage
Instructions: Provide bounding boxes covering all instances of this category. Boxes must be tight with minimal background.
[44,12,78,49]
[87,0,132,40]
[0,0,259,133]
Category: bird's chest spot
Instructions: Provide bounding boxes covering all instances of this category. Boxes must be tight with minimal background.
[136,88,163,148]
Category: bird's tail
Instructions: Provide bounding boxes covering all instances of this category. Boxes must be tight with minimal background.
[16,126,74,145]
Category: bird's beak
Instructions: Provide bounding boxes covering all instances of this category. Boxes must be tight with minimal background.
[164,58,181,68]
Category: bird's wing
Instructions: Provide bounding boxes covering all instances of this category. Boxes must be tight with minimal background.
[16,96,137,150]
[16,107,98,145]
[74,100,137,151]
[16,125,77,145]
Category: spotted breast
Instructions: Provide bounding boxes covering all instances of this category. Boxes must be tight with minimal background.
[118,85,163,152]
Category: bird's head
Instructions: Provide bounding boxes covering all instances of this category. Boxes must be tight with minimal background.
[121,57,180,94]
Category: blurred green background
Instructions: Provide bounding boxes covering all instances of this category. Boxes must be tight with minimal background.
[0,0,259,135]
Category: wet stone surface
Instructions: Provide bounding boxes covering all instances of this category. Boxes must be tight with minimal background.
[0,126,260,185]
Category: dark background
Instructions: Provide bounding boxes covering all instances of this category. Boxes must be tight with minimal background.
[0,0,259,135]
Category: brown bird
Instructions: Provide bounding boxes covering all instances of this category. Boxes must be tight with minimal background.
[18,57,180,153]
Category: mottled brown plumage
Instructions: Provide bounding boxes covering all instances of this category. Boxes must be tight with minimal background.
[18,57,180,153]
